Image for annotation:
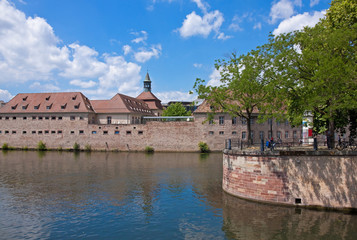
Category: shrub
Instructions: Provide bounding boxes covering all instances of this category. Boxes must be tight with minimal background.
[58,146,63,151]
[73,142,80,151]
[145,146,155,153]
[198,141,210,153]
[2,143,9,150]
[37,141,47,151]
[85,144,92,152]
[23,146,29,151]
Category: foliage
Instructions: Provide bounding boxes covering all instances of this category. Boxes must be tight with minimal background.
[198,141,210,153]
[144,146,155,153]
[162,102,191,116]
[73,142,80,151]
[85,144,92,152]
[37,141,47,151]
[2,143,9,150]
[193,48,279,144]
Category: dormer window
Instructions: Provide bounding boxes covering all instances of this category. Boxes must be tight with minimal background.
[45,96,50,101]
[34,104,40,110]
[74,103,80,109]
[11,104,17,110]
[72,95,77,100]
[61,103,67,109]
[22,96,28,101]
[46,104,52,110]
[22,104,28,110]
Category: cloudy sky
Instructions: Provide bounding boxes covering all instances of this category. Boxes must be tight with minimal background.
[0,0,329,102]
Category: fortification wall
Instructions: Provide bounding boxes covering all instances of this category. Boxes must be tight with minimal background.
[223,150,357,210]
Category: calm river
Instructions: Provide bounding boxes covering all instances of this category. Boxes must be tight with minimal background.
[0,151,356,239]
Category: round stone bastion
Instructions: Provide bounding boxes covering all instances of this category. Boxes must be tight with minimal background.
[223,149,357,211]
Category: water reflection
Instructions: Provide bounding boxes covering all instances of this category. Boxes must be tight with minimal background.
[0,151,356,239]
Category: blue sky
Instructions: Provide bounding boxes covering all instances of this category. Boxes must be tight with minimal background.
[0,0,330,103]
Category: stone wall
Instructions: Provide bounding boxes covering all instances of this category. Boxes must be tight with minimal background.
[0,112,302,152]
[223,150,357,210]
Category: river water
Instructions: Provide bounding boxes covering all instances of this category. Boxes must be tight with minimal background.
[0,151,356,239]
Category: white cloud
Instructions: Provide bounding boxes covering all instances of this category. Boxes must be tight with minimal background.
[192,0,209,13]
[193,63,202,68]
[273,10,326,35]
[134,44,162,63]
[156,91,197,103]
[29,82,60,92]
[178,10,224,38]
[70,79,97,88]
[310,0,320,7]
[0,89,13,101]
[123,45,132,55]
[217,32,232,40]
[207,68,221,87]
[131,30,148,44]
[253,22,262,30]
[269,0,295,24]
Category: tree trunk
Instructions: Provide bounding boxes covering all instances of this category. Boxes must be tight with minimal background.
[247,113,253,146]
[326,119,335,149]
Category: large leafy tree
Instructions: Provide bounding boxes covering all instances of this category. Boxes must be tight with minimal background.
[268,0,357,148]
[193,49,278,144]
[162,102,191,116]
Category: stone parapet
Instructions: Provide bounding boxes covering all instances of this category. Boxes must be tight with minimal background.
[223,150,357,210]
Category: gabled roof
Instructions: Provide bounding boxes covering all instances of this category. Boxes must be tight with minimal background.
[194,99,260,114]
[136,91,163,110]
[0,92,94,114]
[91,93,154,114]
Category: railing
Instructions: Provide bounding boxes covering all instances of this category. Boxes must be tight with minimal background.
[143,116,194,123]
[224,138,356,151]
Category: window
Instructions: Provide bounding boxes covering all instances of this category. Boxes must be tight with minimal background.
[103,131,108,135]
[58,116,62,120]
[219,131,224,135]
[61,104,66,109]
[5,130,9,134]
[45,116,49,120]
[209,119,214,125]
[70,131,75,134]
[209,131,214,135]
[46,104,52,110]
[242,131,246,139]
[79,130,84,134]
[138,131,143,135]
[250,118,255,125]
[79,116,84,120]
[241,117,247,125]
[11,105,17,110]
[285,131,289,139]
[92,131,97,134]
[45,130,49,134]
[45,96,50,101]
[219,116,224,125]
[0,130,2,134]
[22,105,28,110]
[12,117,16,120]
[107,116,112,124]
[22,96,28,101]
[277,131,281,139]
[51,131,56,134]
[32,116,36,120]
[259,131,264,140]
[12,131,16,134]
[293,130,297,139]
[268,131,272,139]
[72,95,77,100]
[23,116,27,120]
[268,119,272,125]
[126,131,132,135]
[57,130,62,134]
[0,117,2,120]
[51,116,56,120]
[114,131,120,135]
[232,117,237,125]
[74,103,80,109]
[285,120,290,126]
[232,131,237,135]
[251,131,254,140]
[22,131,27,134]
[38,131,43,134]
[70,116,75,120]
[5,116,9,120]
[32,131,36,134]
[34,104,40,110]
[38,116,43,120]
[277,120,281,126]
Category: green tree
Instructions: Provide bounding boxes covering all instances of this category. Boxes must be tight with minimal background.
[268,0,357,148]
[193,48,278,145]
[162,102,191,116]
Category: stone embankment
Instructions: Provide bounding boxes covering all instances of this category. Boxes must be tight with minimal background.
[223,149,357,211]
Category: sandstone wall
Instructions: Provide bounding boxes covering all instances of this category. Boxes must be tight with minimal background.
[223,150,357,209]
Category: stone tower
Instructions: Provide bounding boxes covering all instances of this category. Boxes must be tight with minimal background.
[144,72,151,92]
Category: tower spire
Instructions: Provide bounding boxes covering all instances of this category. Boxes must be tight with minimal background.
[144,72,151,92]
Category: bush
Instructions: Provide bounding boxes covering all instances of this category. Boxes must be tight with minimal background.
[85,144,92,152]
[37,141,47,151]
[2,143,9,150]
[145,146,155,153]
[73,142,80,151]
[198,141,210,153]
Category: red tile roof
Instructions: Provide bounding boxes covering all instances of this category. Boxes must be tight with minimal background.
[136,91,163,110]
[0,92,94,113]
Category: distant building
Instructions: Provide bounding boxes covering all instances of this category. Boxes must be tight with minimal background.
[136,72,163,116]
[163,101,198,113]
[0,100,5,108]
